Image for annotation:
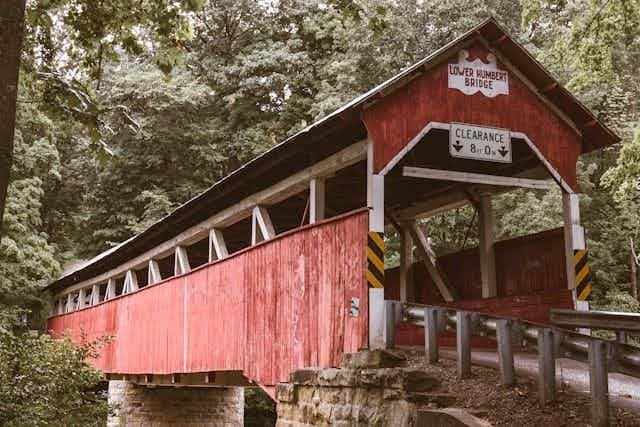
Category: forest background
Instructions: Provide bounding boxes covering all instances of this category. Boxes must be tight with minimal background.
[0,1,639,424]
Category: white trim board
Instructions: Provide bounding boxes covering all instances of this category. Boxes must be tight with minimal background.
[379,121,574,194]
[403,167,556,190]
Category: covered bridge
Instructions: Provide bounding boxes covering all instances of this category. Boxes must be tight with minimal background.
[46,19,617,397]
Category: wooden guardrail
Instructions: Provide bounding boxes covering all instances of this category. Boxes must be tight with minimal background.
[384,301,640,427]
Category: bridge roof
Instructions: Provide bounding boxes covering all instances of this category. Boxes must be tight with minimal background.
[46,18,618,293]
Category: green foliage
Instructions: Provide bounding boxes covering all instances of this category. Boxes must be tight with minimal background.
[0,331,109,427]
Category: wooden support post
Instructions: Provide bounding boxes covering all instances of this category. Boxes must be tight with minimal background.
[90,284,100,305]
[496,319,515,386]
[424,307,439,363]
[563,193,585,302]
[309,178,326,224]
[175,246,191,275]
[148,259,162,285]
[77,288,87,309]
[478,195,497,298]
[589,340,610,427]
[384,300,396,349]
[367,137,386,350]
[66,293,74,312]
[537,328,555,407]
[399,226,413,303]
[105,278,116,300]
[123,270,139,294]
[209,228,229,262]
[56,298,64,315]
[251,205,276,245]
[615,331,627,344]
[456,311,471,379]
[409,222,456,302]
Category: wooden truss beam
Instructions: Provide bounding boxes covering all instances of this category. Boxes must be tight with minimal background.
[408,221,456,302]
[209,228,229,262]
[251,205,276,245]
[54,140,366,298]
[403,167,556,190]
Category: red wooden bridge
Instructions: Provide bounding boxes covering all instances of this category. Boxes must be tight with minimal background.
[46,19,618,397]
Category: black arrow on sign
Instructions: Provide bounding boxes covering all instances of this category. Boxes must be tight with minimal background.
[498,146,509,157]
[453,141,463,152]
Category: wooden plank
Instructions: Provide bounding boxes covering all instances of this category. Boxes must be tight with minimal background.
[409,222,456,302]
[589,340,610,427]
[403,167,555,190]
[148,260,161,285]
[252,205,276,245]
[309,178,326,223]
[208,228,229,262]
[478,195,497,298]
[47,211,369,387]
[174,246,191,275]
[399,226,413,302]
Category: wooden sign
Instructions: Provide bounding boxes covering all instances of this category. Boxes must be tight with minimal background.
[449,123,512,163]
[448,50,509,97]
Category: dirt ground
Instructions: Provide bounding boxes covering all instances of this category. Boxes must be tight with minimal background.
[397,349,640,427]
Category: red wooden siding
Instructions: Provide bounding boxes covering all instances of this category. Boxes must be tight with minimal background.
[386,228,572,323]
[363,43,582,190]
[48,210,369,387]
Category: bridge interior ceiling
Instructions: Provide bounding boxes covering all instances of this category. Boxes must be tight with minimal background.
[385,129,552,218]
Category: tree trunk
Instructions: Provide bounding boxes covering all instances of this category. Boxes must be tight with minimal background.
[0,0,26,231]
[631,250,638,300]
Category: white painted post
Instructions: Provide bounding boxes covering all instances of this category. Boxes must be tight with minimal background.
[66,293,74,312]
[563,193,585,305]
[399,226,413,303]
[57,298,64,315]
[175,246,191,275]
[309,178,326,224]
[90,284,101,305]
[478,194,497,298]
[367,137,385,350]
[105,278,116,300]
[148,259,162,285]
[209,228,229,262]
[251,205,276,245]
[78,288,87,309]
[123,270,139,294]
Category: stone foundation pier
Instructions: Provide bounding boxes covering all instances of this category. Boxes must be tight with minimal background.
[107,381,244,426]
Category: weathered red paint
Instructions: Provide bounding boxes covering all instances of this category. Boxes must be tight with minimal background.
[386,228,573,346]
[363,43,582,190]
[48,210,369,386]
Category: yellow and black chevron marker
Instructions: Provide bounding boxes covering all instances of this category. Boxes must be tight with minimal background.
[574,249,591,301]
[367,231,385,288]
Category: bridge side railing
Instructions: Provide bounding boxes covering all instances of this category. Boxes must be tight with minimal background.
[550,308,640,344]
[383,300,640,427]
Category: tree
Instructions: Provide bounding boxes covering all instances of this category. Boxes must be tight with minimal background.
[0,0,26,230]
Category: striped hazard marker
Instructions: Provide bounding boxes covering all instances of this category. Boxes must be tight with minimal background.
[367,231,385,288]
[574,249,592,301]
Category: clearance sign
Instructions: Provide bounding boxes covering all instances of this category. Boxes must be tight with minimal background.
[448,50,509,98]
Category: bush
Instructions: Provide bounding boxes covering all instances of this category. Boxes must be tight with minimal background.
[0,330,110,426]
